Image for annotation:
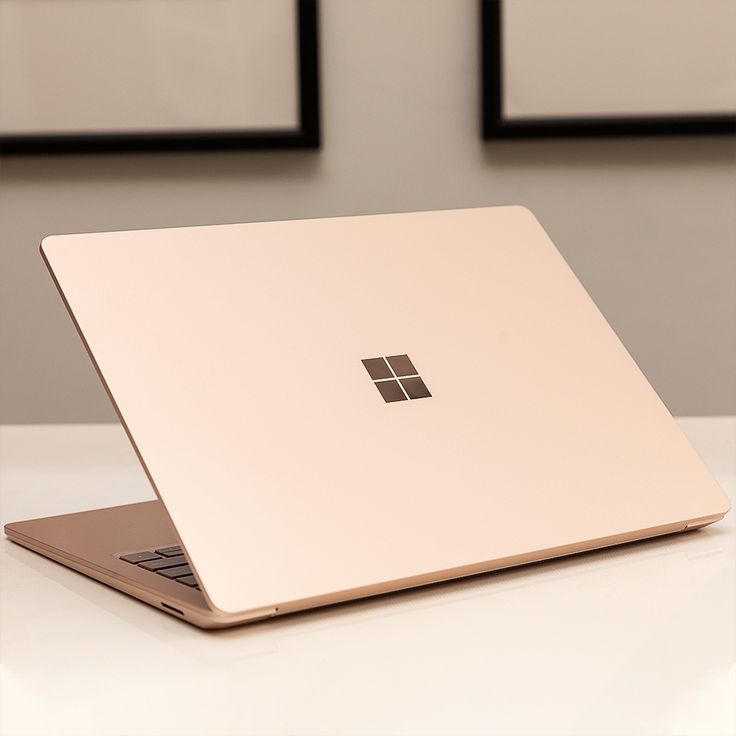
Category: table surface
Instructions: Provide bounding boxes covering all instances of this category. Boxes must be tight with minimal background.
[1,418,734,736]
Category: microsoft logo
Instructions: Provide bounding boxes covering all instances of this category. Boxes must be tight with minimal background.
[361,354,432,403]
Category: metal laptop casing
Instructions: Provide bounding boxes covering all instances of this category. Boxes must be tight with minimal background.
[37,207,730,619]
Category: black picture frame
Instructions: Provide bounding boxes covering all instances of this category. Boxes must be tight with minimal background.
[481,0,736,139]
[0,0,320,155]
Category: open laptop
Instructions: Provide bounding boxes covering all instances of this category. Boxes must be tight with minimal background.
[5,207,729,628]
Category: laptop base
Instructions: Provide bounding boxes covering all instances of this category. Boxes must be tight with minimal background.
[5,501,723,629]
[4,502,260,628]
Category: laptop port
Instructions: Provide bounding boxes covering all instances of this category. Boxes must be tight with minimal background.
[161,602,184,616]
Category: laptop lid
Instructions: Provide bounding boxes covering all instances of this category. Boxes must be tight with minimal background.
[41,207,729,614]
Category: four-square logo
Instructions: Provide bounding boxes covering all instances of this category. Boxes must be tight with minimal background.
[361,354,432,403]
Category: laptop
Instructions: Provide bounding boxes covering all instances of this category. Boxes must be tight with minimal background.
[5,206,729,628]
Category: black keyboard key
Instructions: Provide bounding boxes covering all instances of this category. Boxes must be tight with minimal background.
[120,551,161,565]
[176,575,199,587]
[119,547,201,592]
[157,565,192,579]
[138,555,187,571]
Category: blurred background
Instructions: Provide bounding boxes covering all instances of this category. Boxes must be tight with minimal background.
[1,0,734,423]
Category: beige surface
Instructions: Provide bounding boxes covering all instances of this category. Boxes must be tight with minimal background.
[503,0,736,118]
[0,1,735,423]
[0,0,298,134]
[37,207,729,616]
[1,418,734,734]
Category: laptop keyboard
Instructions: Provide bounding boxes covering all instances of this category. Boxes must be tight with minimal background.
[119,545,200,590]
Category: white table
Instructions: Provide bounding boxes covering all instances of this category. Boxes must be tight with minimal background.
[1,419,734,736]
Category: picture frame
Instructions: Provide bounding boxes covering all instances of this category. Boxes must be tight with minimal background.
[0,0,320,154]
[481,0,736,139]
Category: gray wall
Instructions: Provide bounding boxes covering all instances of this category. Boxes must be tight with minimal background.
[1,0,735,423]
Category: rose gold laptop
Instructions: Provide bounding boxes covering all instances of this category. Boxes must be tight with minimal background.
[5,207,729,628]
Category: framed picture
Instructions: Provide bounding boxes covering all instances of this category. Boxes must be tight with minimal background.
[0,0,320,154]
[482,0,736,138]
